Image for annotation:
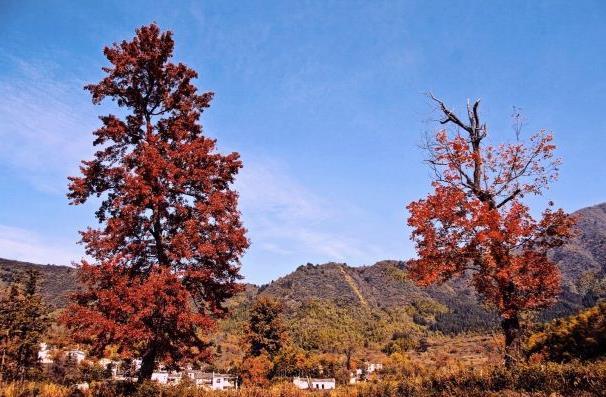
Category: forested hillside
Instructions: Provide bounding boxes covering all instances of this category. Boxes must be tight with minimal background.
[0,258,78,309]
[551,202,606,285]
[1,202,604,341]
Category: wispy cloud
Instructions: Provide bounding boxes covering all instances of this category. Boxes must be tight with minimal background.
[0,225,83,266]
[0,55,96,194]
[0,55,385,279]
[237,158,330,222]
[237,158,383,271]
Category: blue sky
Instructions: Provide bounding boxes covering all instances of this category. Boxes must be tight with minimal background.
[1,1,605,284]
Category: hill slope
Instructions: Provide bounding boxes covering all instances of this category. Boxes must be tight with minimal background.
[0,258,78,308]
[1,202,605,331]
[551,202,606,285]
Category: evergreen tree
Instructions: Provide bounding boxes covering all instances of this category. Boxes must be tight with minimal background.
[244,296,286,359]
[0,270,50,381]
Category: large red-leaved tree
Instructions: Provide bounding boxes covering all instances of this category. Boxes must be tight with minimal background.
[62,24,249,381]
[406,96,575,366]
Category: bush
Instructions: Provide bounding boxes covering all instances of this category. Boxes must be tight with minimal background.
[382,332,418,354]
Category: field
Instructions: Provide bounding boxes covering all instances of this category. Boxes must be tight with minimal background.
[2,361,606,397]
[406,334,502,369]
[2,334,605,397]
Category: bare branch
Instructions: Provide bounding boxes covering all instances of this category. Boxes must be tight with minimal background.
[428,92,473,133]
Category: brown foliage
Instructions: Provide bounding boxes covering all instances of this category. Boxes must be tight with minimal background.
[0,270,50,381]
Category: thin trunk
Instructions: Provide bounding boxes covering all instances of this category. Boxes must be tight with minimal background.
[501,315,520,368]
[138,344,158,383]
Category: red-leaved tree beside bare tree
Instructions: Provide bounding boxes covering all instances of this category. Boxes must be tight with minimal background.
[62,24,249,381]
[406,95,575,366]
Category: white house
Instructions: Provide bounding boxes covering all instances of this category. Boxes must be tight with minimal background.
[183,371,237,390]
[365,362,383,373]
[66,349,86,364]
[311,378,336,390]
[38,343,54,364]
[150,371,184,385]
[293,377,336,390]
[167,372,182,385]
[151,371,169,384]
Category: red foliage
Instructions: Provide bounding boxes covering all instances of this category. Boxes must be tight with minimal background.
[62,24,248,380]
[406,97,575,363]
[240,354,273,387]
[65,258,213,363]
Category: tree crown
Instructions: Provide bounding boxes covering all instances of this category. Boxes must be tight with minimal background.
[407,96,575,319]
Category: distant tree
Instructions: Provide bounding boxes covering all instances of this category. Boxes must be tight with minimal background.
[244,296,286,359]
[382,331,418,355]
[0,270,50,381]
[340,326,363,370]
[240,354,272,387]
[406,96,575,366]
[416,337,429,353]
[271,344,306,378]
[289,299,363,369]
[62,24,249,382]
[576,271,606,307]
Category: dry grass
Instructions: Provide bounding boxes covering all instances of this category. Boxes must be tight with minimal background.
[0,382,71,397]
[2,361,606,397]
[404,333,502,370]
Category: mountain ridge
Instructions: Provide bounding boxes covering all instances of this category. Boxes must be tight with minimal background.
[1,202,605,332]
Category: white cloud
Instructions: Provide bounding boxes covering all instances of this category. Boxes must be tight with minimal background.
[0,56,96,194]
[237,158,330,221]
[0,56,386,277]
[0,225,83,266]
[237,158,383,267]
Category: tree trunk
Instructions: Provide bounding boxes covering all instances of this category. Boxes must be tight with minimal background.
[138,345,158,383]
[501,315,521,368]
[345,348,352,370]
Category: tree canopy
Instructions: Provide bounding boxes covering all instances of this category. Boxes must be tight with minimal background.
[62,23,248,381]
[406,96,575,365]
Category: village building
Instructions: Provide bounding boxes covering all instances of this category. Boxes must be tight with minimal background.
[151,371,169,384]
[183,371,237,390]
[167,372,183,384]
[365,362,383,373]
[292,377,336,390]
[38,343,54,365]
[150,371,183,385]
[66,349,86,364]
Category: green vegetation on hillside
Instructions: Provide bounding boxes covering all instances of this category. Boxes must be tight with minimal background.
[526,301,606,362]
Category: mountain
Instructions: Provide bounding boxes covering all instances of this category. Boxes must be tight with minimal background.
[0,258,79,309]
[259,261,428,310]
[1,202,605,333]
[551,202,606,285]
[258,260,498,334]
